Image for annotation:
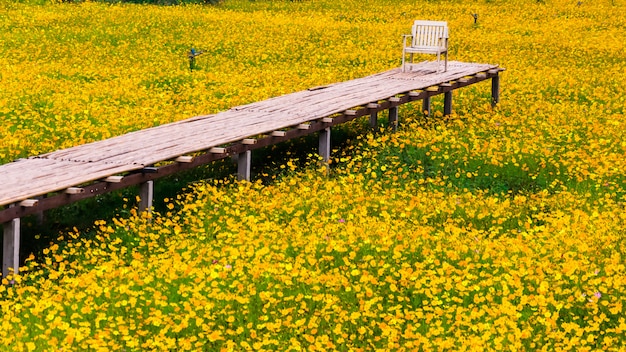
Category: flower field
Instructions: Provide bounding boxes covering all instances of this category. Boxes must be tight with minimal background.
[1,0,626,350]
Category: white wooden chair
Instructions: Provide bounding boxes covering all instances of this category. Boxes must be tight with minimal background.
[402,20,449,72]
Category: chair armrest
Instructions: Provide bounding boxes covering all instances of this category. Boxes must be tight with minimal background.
[438,36,449,48]
[402,34,412,48]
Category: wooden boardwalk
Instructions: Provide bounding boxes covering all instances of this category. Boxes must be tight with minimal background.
[1,61,503,275]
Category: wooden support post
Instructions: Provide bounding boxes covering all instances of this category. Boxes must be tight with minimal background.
[139,181,154,214]
[491,73,500,107]
[370,111,378,130]
[389,106,398,131]
[3,205,20,278]
[34,196,45,225]
[319,127,331,163]
[237,150,251,181]
[444,91,453,116]
[367,103,379,131]
[423,97,431,117]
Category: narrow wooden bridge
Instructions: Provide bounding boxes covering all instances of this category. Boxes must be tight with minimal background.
[1,61,504,276]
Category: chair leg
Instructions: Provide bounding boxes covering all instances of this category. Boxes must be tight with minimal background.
[402,51,406,72]
[444,53,448,72]
[437,52,441,72]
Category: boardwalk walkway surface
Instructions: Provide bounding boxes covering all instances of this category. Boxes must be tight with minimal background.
[1,61,500,207]
[2,60,503,275]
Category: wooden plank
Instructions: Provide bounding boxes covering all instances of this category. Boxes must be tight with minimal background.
[175,156,194,163]
[105,176,124,183]
[65,187,84,194]
[0,158,140,206]
[210,147,227,154]
[271,131,287,137]
[19,199,38,207]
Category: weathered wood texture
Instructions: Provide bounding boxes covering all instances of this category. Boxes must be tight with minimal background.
[3,217,19,277]
[1,61,502,209]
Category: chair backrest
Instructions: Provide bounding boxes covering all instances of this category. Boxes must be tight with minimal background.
[411,20,448,48]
